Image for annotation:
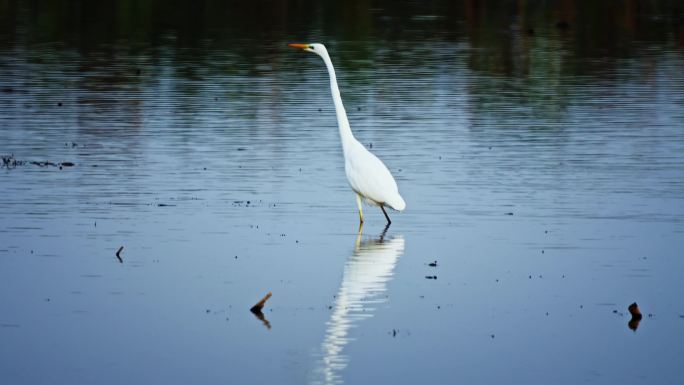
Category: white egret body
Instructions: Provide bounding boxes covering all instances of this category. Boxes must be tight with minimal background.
[289,43,406,224]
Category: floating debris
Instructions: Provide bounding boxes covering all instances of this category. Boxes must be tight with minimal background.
[115,246,124,263]
[31,161,57,167]
[2,155,75,169]
[250,292,272,313]
[628,302,643,331]
[250,292,273,330]
[425,275,437,280]
[428,261,438,267]
[1,155,25,168]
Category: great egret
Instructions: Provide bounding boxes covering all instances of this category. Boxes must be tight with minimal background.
[288,43,406,224]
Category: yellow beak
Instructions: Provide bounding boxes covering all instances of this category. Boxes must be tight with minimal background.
[288,43,309,50]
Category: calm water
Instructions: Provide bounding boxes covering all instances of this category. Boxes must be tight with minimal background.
[1,1,684,384]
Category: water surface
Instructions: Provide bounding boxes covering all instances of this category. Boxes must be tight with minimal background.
[1,1,683,384]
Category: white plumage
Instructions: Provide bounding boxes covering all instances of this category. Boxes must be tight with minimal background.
[344,140,405,210]
[289,43,406,224]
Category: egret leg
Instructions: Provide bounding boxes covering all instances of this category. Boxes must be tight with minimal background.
[380,205,391,225]
[356,194,364,224]
[355,222,364,249]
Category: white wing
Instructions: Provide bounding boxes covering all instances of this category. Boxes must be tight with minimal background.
[344,140,405,210]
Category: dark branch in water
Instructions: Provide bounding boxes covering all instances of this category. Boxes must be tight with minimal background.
[116,246,124,263]
[250,292,272,313]
[250,292,273,329]
[628,302,643,331]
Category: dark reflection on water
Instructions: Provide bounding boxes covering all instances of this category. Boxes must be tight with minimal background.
[1,1,684,385]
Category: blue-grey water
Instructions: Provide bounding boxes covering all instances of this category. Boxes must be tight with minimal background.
[1,2,684,384]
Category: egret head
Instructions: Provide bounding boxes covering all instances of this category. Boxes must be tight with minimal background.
[288,43,327,57]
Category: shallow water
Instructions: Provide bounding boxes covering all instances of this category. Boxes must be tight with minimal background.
[1,1,684,384]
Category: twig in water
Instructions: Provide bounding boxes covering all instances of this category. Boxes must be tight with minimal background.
[250,292,272,313]
[116,246,124,263]
[628,302,643,331]
[250,292,273,329]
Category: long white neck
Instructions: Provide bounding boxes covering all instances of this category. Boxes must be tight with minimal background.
[319,50,356,152]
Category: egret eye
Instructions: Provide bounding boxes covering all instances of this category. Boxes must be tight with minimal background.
[309,45,314,50]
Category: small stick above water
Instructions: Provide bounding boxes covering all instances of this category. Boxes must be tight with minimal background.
[250,292,272,313]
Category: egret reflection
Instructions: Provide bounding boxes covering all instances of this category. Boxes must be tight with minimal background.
[312,225,405,384]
